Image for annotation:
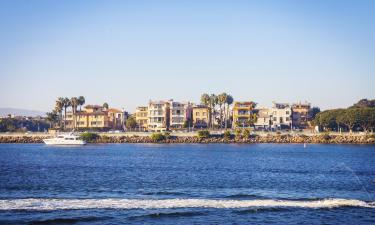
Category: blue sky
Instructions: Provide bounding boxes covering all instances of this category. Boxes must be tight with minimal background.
[0,0,374,112]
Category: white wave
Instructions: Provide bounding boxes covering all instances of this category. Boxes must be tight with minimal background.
[0,198,373,211]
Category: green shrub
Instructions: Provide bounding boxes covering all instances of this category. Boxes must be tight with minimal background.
[197,130,210,139]
[151,132,166,142]
[80,132,99,142]
[223,130,232,139]
[163,132,171,139]
[234,129,242,138]
[243,129,250,138]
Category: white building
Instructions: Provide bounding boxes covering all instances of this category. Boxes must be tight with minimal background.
[148,100,170,132]
[254,103,292,130]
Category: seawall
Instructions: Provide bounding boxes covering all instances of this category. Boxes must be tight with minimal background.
[0,133,374,144]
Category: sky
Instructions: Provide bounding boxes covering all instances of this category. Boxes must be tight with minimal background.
[0,0,374,112]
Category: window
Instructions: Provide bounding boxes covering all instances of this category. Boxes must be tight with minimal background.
[203,112,206,116]
[286,111,290,115]
[196,112,200,116]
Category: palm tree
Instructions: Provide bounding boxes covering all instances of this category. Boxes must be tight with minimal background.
[103,102,109,110]
[225,95,234,129]
[46,110,59,129]
[200,94,210,106]
[209,94,218,129]
[70,97,79,129]
[62,97,71,130]
[78,96,85,111]
[218,93,228,129]
[55,97,64,129]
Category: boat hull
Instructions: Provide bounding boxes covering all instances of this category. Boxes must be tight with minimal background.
[43,139,86,145]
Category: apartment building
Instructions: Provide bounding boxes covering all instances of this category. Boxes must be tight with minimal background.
[254,108,272,129]
[107,108,125,130]
[169,100,192,130]
[254,103,292,130]
[292,102,311,129]
[270,103,292,129]
[148,100,170,132]
[135,106,148,131]
[65,105,123,130]
[232,101,256,129]
[192,105,210,128]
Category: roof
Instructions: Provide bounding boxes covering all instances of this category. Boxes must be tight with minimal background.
[107,108,122,113]
[85,105,103,109]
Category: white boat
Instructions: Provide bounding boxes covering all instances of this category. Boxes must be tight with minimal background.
[43,133,86,145]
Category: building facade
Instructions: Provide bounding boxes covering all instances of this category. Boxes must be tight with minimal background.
[135,106,148,131]
[169,101,192,130]
[232,101,256,129]
[292,102,311,129]
[107,108,125,130]
[148,100,170,132]
[65,105,124,130]
[192,105,210,128]
[254,103,292,130]
[269,103,292,129]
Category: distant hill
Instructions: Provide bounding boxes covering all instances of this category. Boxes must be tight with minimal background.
[0,108,46,117]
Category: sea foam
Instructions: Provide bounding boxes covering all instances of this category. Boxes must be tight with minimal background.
[0,198,373,211]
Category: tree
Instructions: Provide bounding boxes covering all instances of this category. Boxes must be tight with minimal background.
[46,110,59,128]
[55,97,64,129]
[78,96,85,111]
[337,109,358,132]
[200,93,210,106]
[356,108,375,132]
[310,107,321,119]
[217,93,228,129]
[70,97,79,129]
[314,109,344,131]
[62,97,71,130]
[225,95,234,129]
[103,102,109,109]
[351,99,375,108]
[209,94,218,129]
[126,116,137,130]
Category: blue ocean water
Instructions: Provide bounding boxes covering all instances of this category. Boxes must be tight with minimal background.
[0,143,374,224]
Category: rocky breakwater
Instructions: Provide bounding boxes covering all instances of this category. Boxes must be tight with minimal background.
[0,135,50,143]
[90,133,375,144]
[0,133,374,144]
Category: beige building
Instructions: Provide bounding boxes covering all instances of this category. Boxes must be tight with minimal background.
[192,105,210,128]
[148,100,170,132]
[232,101,256,129]
[107,108,125,130]
[292,102,311,129]
[135,106,148,131]
[169,100,193,130]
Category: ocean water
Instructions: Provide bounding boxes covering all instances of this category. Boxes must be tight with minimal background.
[0,143,374,224]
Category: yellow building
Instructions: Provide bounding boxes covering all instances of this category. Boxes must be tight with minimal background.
[232,101,256,129]
[135,106,148,131]
[192,105,210,128]
[65,105,123,130]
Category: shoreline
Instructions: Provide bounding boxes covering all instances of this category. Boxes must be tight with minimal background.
[0,133,374,144]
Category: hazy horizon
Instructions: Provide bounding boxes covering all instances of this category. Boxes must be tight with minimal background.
[1,0,374,112]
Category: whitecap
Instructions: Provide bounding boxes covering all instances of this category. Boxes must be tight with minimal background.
[0,198,373,211]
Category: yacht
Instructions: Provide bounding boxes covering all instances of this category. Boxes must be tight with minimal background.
[43,133,86,145]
